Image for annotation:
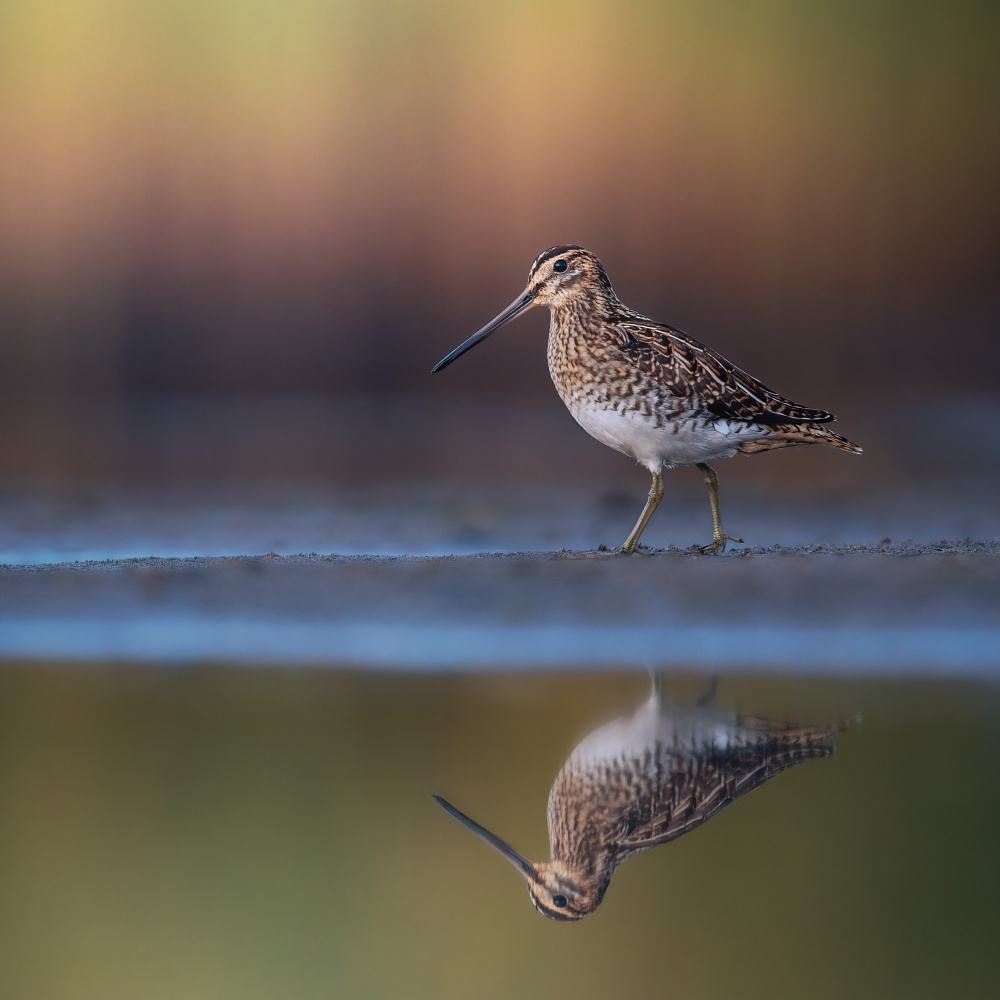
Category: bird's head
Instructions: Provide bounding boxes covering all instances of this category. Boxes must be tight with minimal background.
[527,860,605,921]
[524,245,612,307]
[432,795,604,921]
[431,246,614,372]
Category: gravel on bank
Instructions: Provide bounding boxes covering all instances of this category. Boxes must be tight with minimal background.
[4,536,999,574]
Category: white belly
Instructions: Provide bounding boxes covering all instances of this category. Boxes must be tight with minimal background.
[567,398,767,472]
[568,697,750,767]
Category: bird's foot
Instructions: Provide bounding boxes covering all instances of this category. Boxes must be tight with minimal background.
[694,533,743,555]
[620,542,653,556]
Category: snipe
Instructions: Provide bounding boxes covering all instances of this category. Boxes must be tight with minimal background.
[433,246,861,553]
[434,680,850,920]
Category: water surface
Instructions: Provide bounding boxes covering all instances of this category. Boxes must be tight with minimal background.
[0,667,996,999]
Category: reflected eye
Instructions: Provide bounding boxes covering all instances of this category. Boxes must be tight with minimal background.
[553,260,567,272]
[552,894,567,908]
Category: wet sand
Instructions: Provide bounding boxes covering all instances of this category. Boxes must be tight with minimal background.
[3,542,998,672]
[2,395,998,671]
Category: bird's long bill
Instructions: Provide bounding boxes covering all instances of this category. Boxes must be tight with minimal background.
[431,289,535,372]
[432,795,538,881]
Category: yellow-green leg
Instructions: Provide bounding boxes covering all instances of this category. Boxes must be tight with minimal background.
[695,462,743,554]
[621,471,663,554]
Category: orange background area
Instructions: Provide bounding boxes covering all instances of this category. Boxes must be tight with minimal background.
[1,0,997,399]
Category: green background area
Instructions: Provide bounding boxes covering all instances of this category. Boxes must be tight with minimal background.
[1,667,996,999]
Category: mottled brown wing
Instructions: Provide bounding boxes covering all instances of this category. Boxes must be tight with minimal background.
[613,739,836,855]
[614,320,834,424]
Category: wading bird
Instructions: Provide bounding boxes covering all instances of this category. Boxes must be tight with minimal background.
[433,247,861,553]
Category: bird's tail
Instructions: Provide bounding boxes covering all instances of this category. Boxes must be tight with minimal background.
[737,713,859,766]
[738,423,863,455]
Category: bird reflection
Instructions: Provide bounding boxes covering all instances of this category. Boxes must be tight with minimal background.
[434,680,850,920]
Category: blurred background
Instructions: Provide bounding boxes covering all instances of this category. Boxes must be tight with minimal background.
[1,0,998,546]
[1,668,998,1000]
[2,7,999,995]
[2,0,998,399]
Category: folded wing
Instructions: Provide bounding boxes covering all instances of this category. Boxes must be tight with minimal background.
[615,321,835,425]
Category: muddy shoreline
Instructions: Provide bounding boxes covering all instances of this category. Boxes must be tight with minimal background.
[3,542,998,672]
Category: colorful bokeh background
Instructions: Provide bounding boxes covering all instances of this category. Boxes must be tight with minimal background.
[2,0,998,402]
[2,9,999,996]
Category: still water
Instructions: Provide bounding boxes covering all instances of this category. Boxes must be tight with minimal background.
[0,667,996,999]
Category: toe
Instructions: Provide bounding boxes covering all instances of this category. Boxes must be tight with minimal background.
[695,539,726,555]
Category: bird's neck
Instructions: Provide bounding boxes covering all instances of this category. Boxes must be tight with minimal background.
[550,286,624,330]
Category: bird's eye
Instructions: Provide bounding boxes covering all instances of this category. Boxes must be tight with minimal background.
[552,894,567,908]
[553,260,567,273]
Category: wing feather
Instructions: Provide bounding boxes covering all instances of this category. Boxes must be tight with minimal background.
[616,321,834,424]
[613,735,838,855]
